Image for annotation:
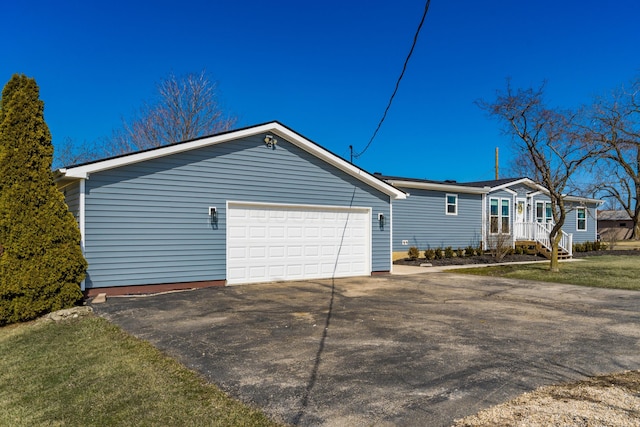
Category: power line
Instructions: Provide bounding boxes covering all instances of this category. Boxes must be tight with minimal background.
[353,0,432,160]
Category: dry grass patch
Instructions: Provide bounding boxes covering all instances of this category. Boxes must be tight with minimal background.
[453,255,640,290]
[453,370,640,426]
[0,315,281,427]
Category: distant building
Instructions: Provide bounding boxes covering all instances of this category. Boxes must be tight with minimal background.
[598,210,633,240]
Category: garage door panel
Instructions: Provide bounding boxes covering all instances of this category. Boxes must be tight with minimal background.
[287,246,303,257]
[305,227,320,238]
[227,266,246,280]
[269,246,285,258]
[227,204,371,285]
[268,265,285,276]
[228,226,246,238]
[288,227,303,238]
[249,247,266,258]
[305,245,319,256]
[269,226,285,238]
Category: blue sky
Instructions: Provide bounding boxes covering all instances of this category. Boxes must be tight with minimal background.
[3,0,639,181]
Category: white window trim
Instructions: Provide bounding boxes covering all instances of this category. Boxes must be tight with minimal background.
[577,207,587,231]
[545,201,553,223]
[535,201,553,223]
[490,197,499,234]
[445,193,458,216]
[490,197,510,234]
[500,198,511,234]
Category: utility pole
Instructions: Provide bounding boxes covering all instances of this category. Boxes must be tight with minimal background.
[495,147,499,180]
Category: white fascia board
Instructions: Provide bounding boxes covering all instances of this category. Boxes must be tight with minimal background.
[387,180,490,195]
[59,122,406,200]
[527,188,602,205]
[489,178,536,192]
[564,195,604,205]
[60,124,275,179]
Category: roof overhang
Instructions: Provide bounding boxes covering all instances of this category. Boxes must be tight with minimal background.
[488,178,603,205]
[385,179,490,195]
[563,195,605,205]
[488,177,541,193]
[55,122,406,200]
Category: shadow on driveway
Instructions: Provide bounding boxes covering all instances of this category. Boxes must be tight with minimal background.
[92,273,640,426]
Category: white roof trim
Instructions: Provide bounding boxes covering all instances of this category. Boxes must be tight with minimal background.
[58,122,406,200]
[386,179,490,194]
[490,178,602,205]
[564,195,604,205]
[488,177,540,192]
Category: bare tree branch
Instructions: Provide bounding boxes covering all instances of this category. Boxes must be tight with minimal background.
[584,76,640,239]
[477,80,600,271]
[111,70,236,154]
[55,70,237,167]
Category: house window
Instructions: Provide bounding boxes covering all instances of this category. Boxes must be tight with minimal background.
[446,194,458,215]
[490,198,499,233]
[536,201,553,223]
[577,207,586,231]
[490,198,510,233]
[501,199,510,233]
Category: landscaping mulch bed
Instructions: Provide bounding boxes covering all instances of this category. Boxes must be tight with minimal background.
[394,254,545,267]
[395,249,640,267]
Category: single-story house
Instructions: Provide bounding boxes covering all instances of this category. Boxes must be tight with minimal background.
[382,176,601,260]
[56,122,603,295]
[597,210,634,241]
[55,122,406,295]
[376,175,487,259]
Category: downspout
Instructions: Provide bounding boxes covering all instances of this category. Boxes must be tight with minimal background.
[79,179,86,292]
[481,193,486,250]
[512,193,516,249]
[389,197,394,273]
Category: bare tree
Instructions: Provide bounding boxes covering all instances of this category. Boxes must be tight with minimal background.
[110,70,236,154]
[53,137,109,169]
[54,71,236,168]
[584,77,640,239]
[478,81,598,272]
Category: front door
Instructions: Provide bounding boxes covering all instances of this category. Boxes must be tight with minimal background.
[515,198,526,239]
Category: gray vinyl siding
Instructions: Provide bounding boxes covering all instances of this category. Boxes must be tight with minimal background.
[488,186,599,243]
[508,184,531,197]
[62,181,81,223]
[82,134,391,289]
[527,195,598,243]
[563,202,598,243]
[392,189,483,251]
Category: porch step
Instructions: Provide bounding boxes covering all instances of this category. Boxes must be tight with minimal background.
[515,241,538,255]
[515,241,571,259]
[534,242,571,260]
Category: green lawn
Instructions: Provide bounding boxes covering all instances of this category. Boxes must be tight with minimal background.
[453,255,640,290]
[0,316,282,427]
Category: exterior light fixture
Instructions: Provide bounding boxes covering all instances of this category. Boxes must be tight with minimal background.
[378,212,385,227]
[209,206,217,222]
[264,135,277,148]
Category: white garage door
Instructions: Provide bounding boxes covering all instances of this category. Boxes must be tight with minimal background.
[227,203,371,285]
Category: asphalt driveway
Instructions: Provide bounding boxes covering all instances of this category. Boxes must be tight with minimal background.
[92,273,640,426]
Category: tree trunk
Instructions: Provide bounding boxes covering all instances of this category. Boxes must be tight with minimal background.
[549,232,562,272]
[633,220,640,241]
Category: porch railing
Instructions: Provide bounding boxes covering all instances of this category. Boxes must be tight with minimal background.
[513,221,573,256]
